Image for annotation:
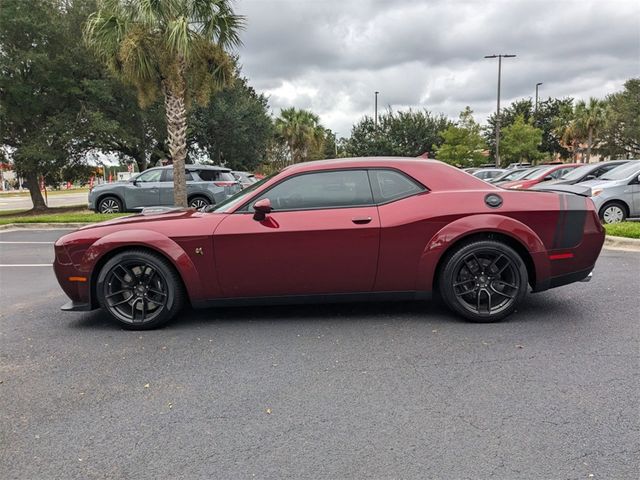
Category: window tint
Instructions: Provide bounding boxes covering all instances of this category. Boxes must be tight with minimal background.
[251,170,373,210]
[136,169,163,182]
[370,169,424,203]
[163,169,193,182]
[196,170,233,182]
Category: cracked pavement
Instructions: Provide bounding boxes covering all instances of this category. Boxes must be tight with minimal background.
[1,229,639,479]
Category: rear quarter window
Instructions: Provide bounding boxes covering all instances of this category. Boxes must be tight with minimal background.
[196,170,234,182]
[369,169,425,203]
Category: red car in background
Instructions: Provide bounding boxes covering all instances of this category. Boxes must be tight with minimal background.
[54,158,604,329]
[501,163,581,190]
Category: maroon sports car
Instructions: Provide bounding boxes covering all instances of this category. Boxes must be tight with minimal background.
[54,158,605,329]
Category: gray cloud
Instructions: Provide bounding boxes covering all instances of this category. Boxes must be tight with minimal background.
[235,0,640,136]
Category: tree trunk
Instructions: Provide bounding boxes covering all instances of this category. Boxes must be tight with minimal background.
[586,127,593,163]
[163,69,188,207]
[26,172,47,211]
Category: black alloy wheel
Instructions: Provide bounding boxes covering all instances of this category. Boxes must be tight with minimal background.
[439,240,528,322]
[96,250,184,329]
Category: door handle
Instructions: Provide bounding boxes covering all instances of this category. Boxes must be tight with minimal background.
[352,216,372,224]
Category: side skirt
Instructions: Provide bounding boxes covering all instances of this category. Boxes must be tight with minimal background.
[192,291,432,309]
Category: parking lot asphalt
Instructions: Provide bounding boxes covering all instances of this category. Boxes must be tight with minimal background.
[0,229,639,479]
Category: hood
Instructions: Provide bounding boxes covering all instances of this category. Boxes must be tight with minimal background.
[78,208,218,231]
[578,178,617,188]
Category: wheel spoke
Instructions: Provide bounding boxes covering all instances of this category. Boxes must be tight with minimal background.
[142,265,156,286]
[454,278,475,287]
[108,294,134,307]
[490,285,515,299]
[148,288,167,298]
[106,289,131,299]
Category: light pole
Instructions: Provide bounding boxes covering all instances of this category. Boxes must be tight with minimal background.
[484,54,516,167]
[535,82,543,113]
[374,91,379,129]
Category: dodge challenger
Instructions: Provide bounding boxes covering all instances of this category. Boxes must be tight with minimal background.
[54,158,605,329]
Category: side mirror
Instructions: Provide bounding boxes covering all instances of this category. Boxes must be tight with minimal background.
[585,174,596,181]
[543,175,553,181]
[131,179,138,186]
[253,198,272,221]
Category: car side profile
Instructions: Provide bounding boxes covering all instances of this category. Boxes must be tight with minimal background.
[88,165,240,213]
[579,160,640,223]
[55,158,605,329]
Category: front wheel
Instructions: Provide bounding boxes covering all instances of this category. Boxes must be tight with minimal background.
[438,240,528,323]
[97,196,122,214]
[599,202,627,224]
[96,250,185,329]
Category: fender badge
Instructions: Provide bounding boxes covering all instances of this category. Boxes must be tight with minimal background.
[195,247,204,256]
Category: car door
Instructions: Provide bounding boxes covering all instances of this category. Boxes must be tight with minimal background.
[126,168,163,208]
[628,173,640,216]
[213,169,380,298]
[159,169,194,205]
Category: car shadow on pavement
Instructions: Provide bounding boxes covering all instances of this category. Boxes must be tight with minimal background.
[67,289,580,331]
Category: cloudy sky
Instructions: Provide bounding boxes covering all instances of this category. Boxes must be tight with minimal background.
[233,0,640,137]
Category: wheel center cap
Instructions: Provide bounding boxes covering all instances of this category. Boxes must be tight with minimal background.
[136,285,146,294]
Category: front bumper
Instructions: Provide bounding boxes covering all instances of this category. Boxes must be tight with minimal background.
[61,300,94,312]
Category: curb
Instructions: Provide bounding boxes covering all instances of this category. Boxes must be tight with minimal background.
[0,223,89,231]
[603,235,640,252]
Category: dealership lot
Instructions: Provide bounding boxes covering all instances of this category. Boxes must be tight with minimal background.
[0,229,638,479]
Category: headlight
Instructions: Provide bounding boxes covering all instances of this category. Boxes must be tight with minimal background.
[592,188,603,197]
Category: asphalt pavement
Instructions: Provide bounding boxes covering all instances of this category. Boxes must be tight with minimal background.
[0,229,639,479]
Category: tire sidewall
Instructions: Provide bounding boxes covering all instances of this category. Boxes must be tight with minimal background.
[96,250,181,329]
[439,240,528,323]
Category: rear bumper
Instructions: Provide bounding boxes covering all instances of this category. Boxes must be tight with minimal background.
[549,266,594,289]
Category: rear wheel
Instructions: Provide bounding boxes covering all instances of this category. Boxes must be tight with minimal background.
[438,240,528,323]
[97,196,122,214]
[96,250,184,329]
[188,196,211,210]
[599,202,627,224]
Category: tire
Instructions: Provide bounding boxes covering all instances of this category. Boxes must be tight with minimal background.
[188,196,211,210]
[438,240,528,323]
[599,202,627,224]
[96,250,185,330]
[97,196,123,214]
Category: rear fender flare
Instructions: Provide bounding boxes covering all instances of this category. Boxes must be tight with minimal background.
[80,229,203,302]
[417,214,550,291]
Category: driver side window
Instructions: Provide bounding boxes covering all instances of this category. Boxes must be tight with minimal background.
[136,169,163,182]
[249,170,373,211]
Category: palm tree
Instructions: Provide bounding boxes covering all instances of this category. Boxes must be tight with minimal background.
[274,108,326,165]
[574,98,607,162]
[84,0,244,206]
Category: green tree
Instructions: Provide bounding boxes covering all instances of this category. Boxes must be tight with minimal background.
[500,114,543,165]
[434,107,487,167]
[84,0,244,207]
[345,109,451,157]
[274,108,326,165]
[600,78,640,157]
[190,74,273,171]
[0,0,96,209]
[574,98,607,162]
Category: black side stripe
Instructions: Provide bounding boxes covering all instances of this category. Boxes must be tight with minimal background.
[553,194,587,249]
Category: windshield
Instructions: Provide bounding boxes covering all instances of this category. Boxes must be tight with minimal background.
[561,164,594,181]
[600,161,640,180]
[212,172,278,212]
[521,166,553,180]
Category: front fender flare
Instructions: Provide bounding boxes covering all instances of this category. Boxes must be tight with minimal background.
[80,229,204,304]
[417,214,550,291]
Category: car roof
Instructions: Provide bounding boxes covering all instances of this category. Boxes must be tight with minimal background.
[144,164,230,172]
[282,157,447,174]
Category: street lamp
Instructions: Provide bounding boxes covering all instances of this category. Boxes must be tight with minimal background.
[535,82,543,113]
[484,54,516,167]
[374,91,379,129]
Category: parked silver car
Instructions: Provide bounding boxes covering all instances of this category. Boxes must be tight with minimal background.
[472,168,507,181]
[580,161,640,223]
[89,165,241,213]
[534,160,630,187]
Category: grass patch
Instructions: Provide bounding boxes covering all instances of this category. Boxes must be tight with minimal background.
[0,205,128,225]
[604,222,640,239]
